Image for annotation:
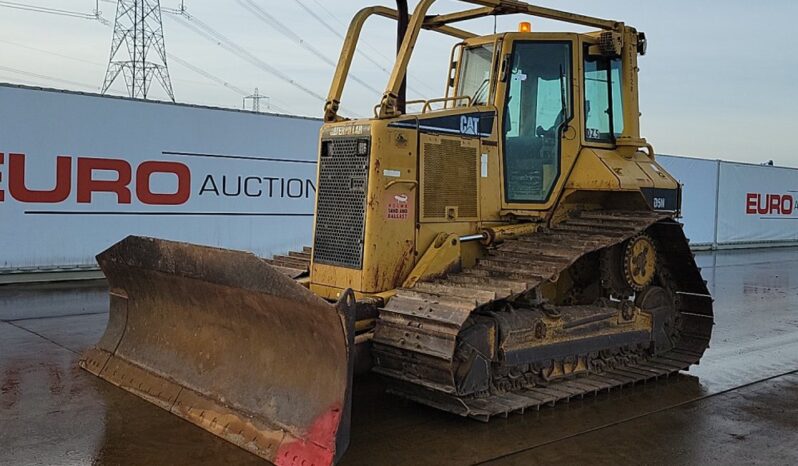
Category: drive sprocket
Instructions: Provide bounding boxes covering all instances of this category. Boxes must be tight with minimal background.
[601,232,657,296]
[624,233,657,291]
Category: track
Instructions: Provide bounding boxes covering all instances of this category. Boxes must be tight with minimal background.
[372,210,714,420]
[5,243,798,466]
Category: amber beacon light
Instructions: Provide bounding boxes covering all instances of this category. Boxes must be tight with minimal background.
[518,21,532,32]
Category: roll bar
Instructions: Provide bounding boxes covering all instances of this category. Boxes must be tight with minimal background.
[323,5,474,122]
[324,0,625,123]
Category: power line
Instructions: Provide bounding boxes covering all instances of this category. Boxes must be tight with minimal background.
[292,0,391,72]
[293,0,440,96]
[306,0,393,63]
[97,6,264,110]
[0,0,108,23]
[167,11,335,109]
[159,4,348,114]
[0,38,106,67]
[0,2,295,113]
[264,97,294,115]
[290,0,400,85]
[236,0,382,97]
[0,38,228,96]
[1,0,360,115]
[167,53,248,96]
[0,65,100,91]
[103,3,304,113]
[141,53,292,113]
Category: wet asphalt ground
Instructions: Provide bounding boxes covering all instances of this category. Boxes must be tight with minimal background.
[1,247,798,465]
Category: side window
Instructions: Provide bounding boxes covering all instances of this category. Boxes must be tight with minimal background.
[610,59,624,136]
[502,42,572,204]
[457,44,495,106]
[584,47,624,141]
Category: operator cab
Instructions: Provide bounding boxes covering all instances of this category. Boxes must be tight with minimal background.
[449,29,632,207]
[313,3,660,298]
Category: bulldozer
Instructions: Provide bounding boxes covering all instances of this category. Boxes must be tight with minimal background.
[80,1,714,465]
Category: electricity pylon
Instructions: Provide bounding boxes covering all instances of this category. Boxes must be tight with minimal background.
[243,88,269,112]
[101,0,175,101]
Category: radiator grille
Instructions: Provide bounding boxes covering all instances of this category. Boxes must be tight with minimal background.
[313,138,369,269]
[422,137,478,220]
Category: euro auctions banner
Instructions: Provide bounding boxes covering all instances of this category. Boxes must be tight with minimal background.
[0,84,321,271]
[657,155,719,247]
[716,161,798,245]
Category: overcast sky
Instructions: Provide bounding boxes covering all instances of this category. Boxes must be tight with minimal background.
[1,0,796,165]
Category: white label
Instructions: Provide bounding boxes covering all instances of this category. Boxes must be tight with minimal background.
[586,128,601,139]
[383,169,401,178]
[481,153,488,178]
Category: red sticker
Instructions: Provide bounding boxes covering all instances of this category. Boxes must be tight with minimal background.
[385,192,413,220]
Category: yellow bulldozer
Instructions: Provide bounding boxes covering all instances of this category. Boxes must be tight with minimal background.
[81,1,714,465]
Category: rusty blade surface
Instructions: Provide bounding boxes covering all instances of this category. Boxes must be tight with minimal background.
[80,236,354,466]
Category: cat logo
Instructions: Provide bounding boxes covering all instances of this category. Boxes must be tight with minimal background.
[460,115,480,136]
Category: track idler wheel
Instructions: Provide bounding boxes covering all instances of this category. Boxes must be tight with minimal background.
[636,285,677,353]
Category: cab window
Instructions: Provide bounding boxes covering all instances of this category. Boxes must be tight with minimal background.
[457,44,495,105]
[502,41,572,203]
[584,48,624,141]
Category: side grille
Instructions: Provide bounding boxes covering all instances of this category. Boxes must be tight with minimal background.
[421,136,479,221]
[313,138,369,269]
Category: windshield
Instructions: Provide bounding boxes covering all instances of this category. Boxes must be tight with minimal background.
[456,44,495,105]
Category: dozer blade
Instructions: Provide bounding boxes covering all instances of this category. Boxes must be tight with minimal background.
[80,236,356,466]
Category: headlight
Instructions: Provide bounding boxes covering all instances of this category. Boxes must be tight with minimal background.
[321,141,334,157]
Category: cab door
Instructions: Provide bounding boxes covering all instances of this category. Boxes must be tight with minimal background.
[495,34,582,212]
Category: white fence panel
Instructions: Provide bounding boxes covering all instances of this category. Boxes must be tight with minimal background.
[3,84,798,277]
[716,161,798,245]
[0,84,322,272]
[657,155,719,247]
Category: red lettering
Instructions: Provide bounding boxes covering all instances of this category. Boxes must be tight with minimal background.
[746,193,758,214]
[77,157,131,204]
[136,161,190,205]
[8,153,71,203]
[0,153,4,202]
[757,193,769,215]
[769,195,782,215]
[783,195,794,215]
[747,193,796,216]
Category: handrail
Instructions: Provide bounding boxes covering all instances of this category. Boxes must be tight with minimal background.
[372,95,473,118]
[422,95,473,113]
